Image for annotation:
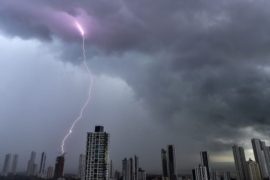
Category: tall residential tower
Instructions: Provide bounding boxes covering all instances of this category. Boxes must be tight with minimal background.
[200,151,210,180]
[2,154,11,176]
[251,138,269,179]
[232,145,249,180]
[39,152,46,177]
[85,125,109,180]
[167,145,176,180]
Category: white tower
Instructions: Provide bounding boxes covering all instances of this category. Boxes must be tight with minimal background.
[85,126,109,180]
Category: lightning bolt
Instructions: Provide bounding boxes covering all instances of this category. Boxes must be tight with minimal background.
[60,21,93,154]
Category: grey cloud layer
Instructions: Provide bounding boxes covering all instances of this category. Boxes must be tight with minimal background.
[1,0,270,170]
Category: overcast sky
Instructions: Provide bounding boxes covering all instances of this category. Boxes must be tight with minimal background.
[1,0,270,174]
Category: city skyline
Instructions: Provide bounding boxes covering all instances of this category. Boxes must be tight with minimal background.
[1,130,269,180]
[2,0,270,175]
[1,130,269,175]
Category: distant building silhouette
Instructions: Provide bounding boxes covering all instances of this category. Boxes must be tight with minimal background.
[247,159,262,180]
[11,154,18,175]
[39,152,46,177]
[26,151,36,176]
[138,168,146,180]
[129,158,134,180]
[191,169,196,180]
[195,164,208,180]
[200,151,210,180]
[85,125,109,180]
[232,145,249,180]
[161,149,168,180]
[122,156,142,180]
[78,154,86,180]
[54,155,65,179]
[123,158,128,180]
[47,166,54,179]
[2,154,11,176]
[134,156,139,180]
[167,145,176,180]
[251,138,270,179]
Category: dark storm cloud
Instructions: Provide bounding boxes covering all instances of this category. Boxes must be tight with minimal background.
[2,0,270,171]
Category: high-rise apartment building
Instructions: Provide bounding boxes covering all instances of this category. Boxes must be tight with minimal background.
[232,145,249,180]
[85,125,109,180]
[261,141,270,177]
[192,169,196,180]
[122,156,139,180]
[134,156,139,180]
[129,158,134,180]
[200,151,210,180]
[26,151,37,176]
[167,145,176,180]
[123,158,128,180]
[252,138,269,179]
[11,154,18,175]
[54,155,65,179]
[2,154,11,176]
[39,152,46,177]
[161,149,168,179]
[247,159,262,180]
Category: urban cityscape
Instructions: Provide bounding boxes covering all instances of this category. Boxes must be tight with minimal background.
[2,1,270,180]
[0,125,269,180]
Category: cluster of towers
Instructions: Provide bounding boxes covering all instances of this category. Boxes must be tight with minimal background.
[0,151,53,178]
[122,156,146,180]
[161,145,177,180]
[1,154,18,176]
[4,127,270,180]
[0,125,112,180]
[233,138,270,180]
[26,151,47,177]
[191,152,213,180]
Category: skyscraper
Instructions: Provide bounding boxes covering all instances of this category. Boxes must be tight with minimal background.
[78,154,86,180]
[2,154,11,176]
[191,169,196,180]
[247,159,262,180]
[134,156,139,180]
[11,154,18,175]
[26,151,36,176]
[161,149,168,180]
[54,155,65,179]
[123,158,128,180]
[122,156,139,180]
[85,125,109,180]
[167,145,176,180]
[251,138,269,179]
[39,152,46,177]
[195,165,208,180]
[200,151,210,180]
[261,141,270,177]
[129,158,134,180]
[232,145,249,180]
